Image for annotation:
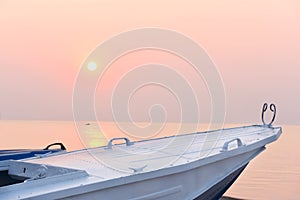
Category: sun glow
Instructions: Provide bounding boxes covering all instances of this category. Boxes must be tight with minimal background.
[87,61,97,71]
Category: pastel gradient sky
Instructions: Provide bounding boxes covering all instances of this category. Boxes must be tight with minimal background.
[0,0,299,124]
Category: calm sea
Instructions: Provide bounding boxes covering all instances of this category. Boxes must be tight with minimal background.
[0,121,299,200]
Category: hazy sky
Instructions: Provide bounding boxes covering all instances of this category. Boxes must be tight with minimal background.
[0,0,299,124]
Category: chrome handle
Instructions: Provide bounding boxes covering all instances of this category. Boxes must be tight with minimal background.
[221,138,244,151]
[107,137,133,149]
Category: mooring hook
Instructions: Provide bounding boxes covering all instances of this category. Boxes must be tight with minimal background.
[261,103,276,127]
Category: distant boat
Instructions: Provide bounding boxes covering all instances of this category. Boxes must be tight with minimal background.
[0,104,281,200]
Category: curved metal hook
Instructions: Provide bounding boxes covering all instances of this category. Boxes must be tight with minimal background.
[261,103,276,127]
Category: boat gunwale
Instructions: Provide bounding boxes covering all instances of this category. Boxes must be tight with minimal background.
[25,125,281,159]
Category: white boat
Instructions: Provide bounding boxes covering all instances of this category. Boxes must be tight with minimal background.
[0,104,281,200]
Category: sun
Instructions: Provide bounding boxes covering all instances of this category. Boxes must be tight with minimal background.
[87,61,97,71]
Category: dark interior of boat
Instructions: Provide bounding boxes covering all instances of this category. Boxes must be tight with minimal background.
[0,170,26,187]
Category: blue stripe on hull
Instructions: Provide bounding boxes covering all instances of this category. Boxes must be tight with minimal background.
[0,149,62,161]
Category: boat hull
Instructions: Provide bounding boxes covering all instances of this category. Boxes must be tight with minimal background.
[56,149,259,200]
[194,164,247,200]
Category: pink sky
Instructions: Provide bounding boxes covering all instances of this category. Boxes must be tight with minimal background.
[0,0,299,124]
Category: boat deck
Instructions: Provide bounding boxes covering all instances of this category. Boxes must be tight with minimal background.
[28,125,281,178]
